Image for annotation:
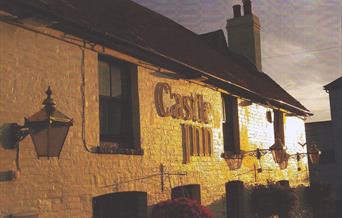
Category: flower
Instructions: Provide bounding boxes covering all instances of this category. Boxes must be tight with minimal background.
[151,197,215,218]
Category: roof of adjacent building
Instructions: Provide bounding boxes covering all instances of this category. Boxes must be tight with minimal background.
[324,76,342,91]
[0,0,311,116]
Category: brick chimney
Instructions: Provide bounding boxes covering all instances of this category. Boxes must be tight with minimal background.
[227,0,262,71]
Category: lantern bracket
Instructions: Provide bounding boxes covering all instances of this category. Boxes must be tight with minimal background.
[8,123,30,149]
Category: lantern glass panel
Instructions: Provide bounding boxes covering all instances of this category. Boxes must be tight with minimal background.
[309,152,320,165]
[30,126,49,157]
[27,108,72,158]
[279,153,290,169]
[308,146,321,165]
[226,158,243,170]
[48,125,69,157]
[271,149,286,163]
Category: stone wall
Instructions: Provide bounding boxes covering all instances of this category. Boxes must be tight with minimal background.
[0,21,309,218]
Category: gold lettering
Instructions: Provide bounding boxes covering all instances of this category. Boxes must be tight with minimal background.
[197,95,204,122]
[182,96,193,120]
[154,83,211,124]
[192,94,198,122]
[182,125,213,161]
[202,102,212,124]
[181,124,191,164]
[154,83,171,117]
[203,128,213,156]
[170,93,184,119]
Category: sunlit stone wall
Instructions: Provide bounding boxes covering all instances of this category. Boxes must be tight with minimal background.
[0,21,309,218]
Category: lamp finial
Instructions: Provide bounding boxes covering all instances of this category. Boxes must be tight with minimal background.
[43,86,56,113]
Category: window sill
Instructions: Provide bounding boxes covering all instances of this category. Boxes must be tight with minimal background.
[93,144,144,155]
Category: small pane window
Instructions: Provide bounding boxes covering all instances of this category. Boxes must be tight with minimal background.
[110,65,122,98]
[98,56,133,146]
[99,61,110,96]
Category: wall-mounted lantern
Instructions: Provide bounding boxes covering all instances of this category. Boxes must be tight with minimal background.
[287,144,322,171]
[9,87,73,159]
[222,140,287,172]
[221,152,243,170]
[266,110,273,123]
[278,153,290,170]
[307,145,321,165]
[269,138,287,164]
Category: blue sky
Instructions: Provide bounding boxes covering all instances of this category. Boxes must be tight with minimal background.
[132,0,342,122]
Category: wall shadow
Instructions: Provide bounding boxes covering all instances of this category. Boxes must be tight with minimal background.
[0,123,17,149]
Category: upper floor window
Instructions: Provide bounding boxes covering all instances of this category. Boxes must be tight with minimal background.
[222,94,240,153]
[273,110,285,144]
[98,55,140,151]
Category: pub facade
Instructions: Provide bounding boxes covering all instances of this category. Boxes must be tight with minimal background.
[0,0,312,217]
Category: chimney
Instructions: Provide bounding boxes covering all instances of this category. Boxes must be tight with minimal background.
[226,0,262,71]
[243,0,252,15]
[233,5,241,18]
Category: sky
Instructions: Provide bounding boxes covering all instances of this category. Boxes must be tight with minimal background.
[132,0,342,122]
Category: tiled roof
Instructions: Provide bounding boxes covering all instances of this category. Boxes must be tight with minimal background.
[0,0,311,115]
[324,77,342,90]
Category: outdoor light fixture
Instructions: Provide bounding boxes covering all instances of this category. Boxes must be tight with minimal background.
[286,144,322,171]
[222,140,287,172]
[278,152,290,170]
[9,86,73,159]
[221,152,243,170]
[266,110,273,123]
[307,145,321,165]
[269,138,287,164]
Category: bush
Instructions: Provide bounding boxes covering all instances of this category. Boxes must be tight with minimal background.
[250,184,297,218]
[151,197,215,218]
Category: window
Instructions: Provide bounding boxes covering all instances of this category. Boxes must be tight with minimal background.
[273,110,285,144]
[222,95,240,153]
[98,56,140,150]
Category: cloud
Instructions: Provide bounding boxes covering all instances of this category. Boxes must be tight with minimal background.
[132,0,341,121]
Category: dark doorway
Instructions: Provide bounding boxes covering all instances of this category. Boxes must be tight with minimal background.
[93,191,147,218]
[226,180,244,218]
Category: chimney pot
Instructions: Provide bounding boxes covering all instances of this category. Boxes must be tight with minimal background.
[243,0,252,15]
[233,5,242,18]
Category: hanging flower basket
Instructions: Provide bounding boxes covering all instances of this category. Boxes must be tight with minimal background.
[151,197,215,218]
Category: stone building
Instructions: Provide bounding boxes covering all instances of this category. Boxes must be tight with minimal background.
[0,0,311,217]
[306,76,342,217]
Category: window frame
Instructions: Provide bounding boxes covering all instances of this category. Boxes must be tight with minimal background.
[222,94,241,154]
[98,55,140,150]
[273,110,285,144]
